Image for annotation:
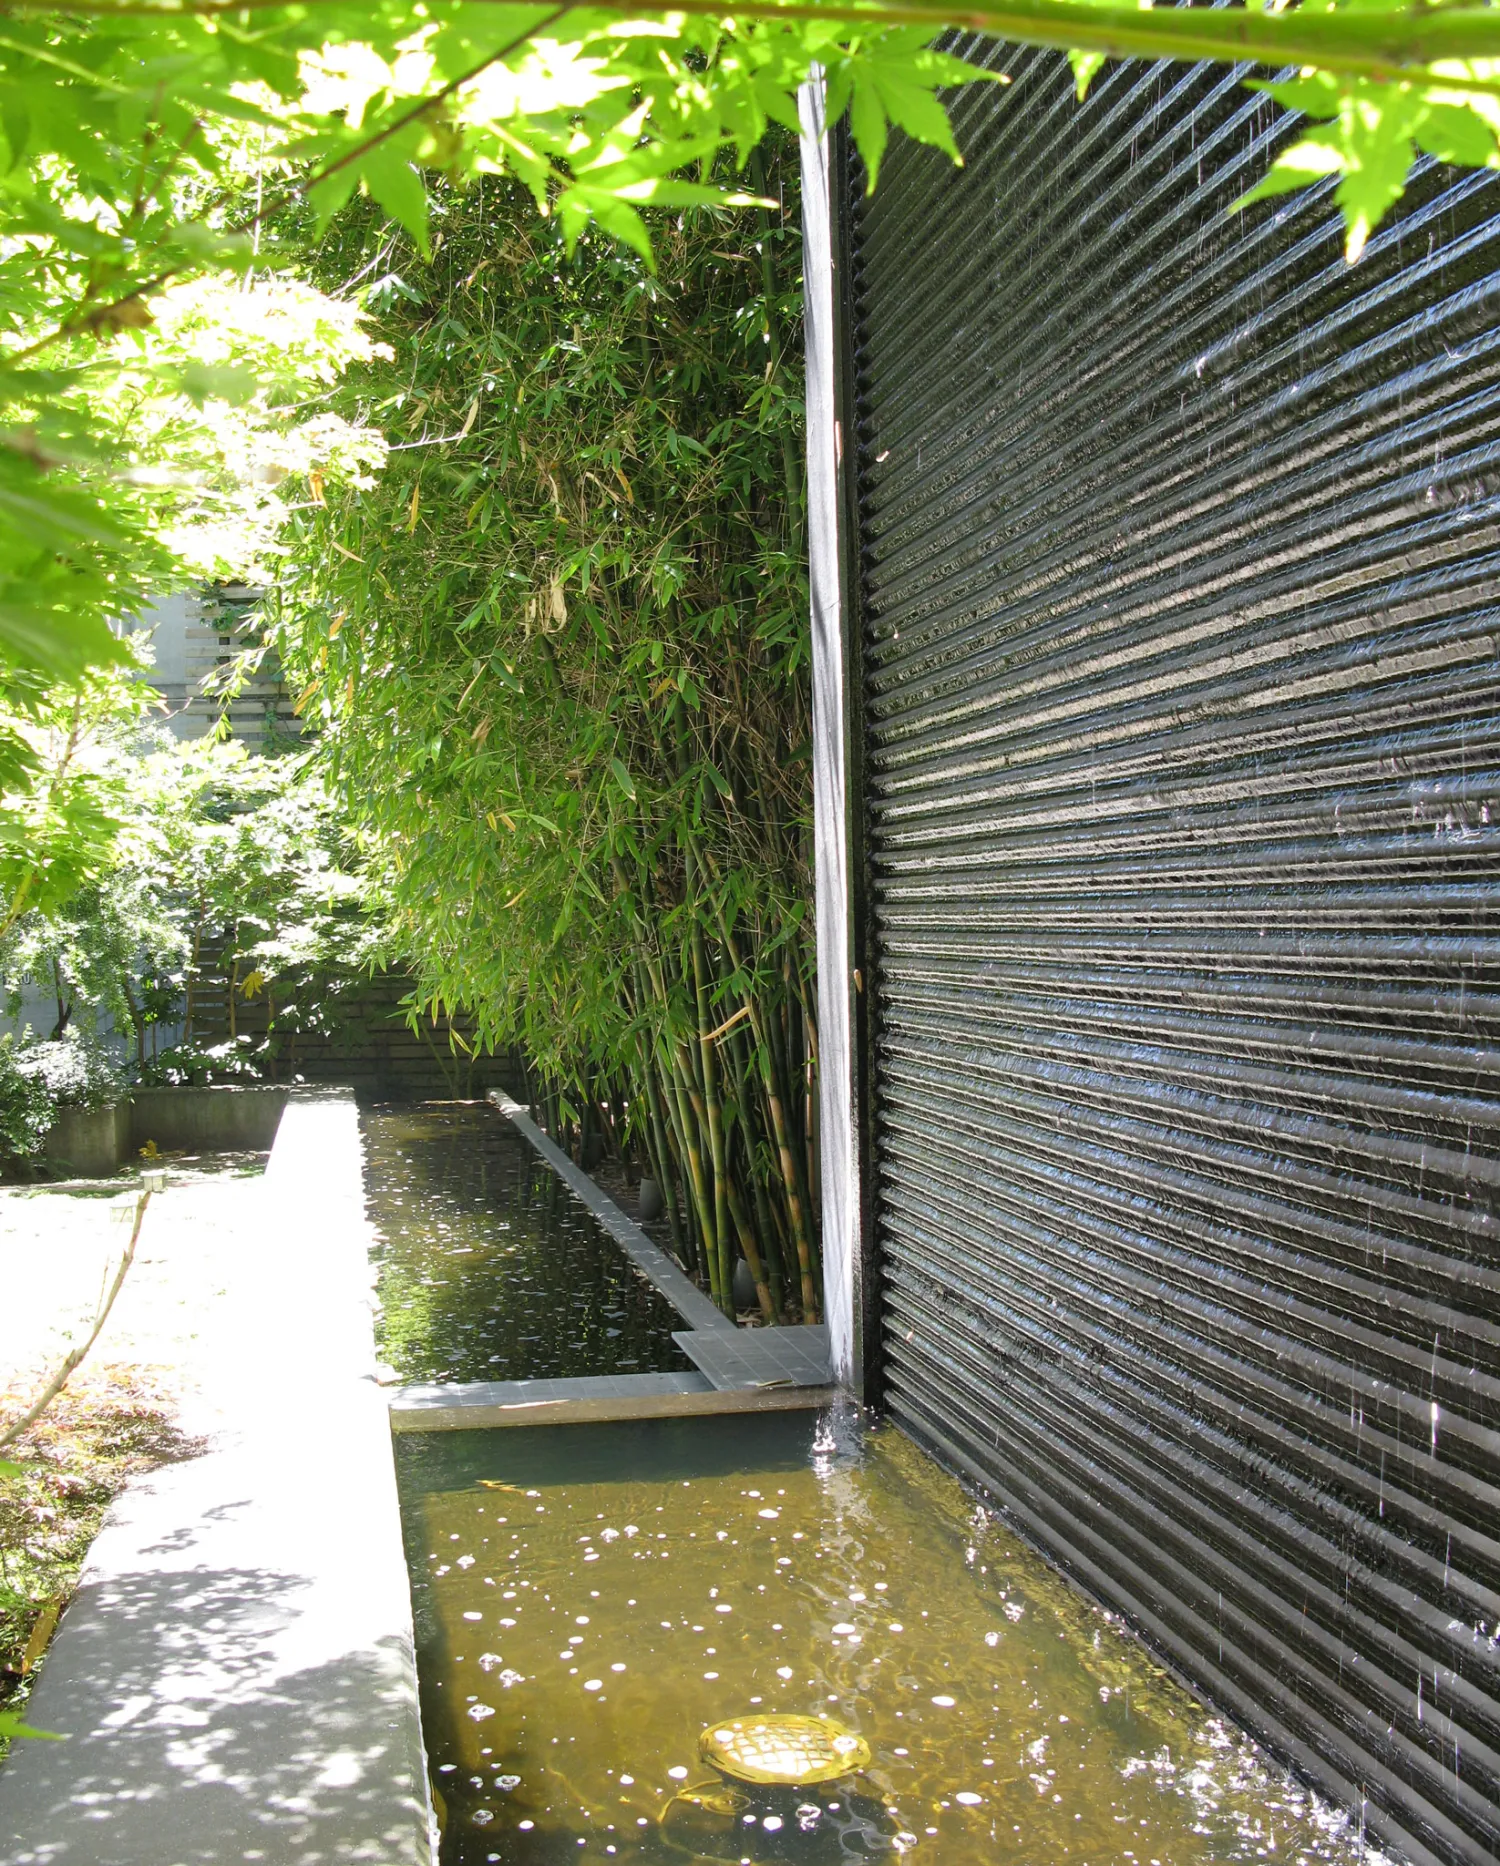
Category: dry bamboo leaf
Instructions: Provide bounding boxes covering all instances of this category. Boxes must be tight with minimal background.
[19,1599,60,1674]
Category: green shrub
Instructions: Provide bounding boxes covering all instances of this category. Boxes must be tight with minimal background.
[0,1038,56,1164]
[135,1036,266,1088]
[16,1030,127,1112]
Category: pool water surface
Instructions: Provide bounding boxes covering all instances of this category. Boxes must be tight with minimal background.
[361,1103,692,1384]
[396,1409,1378,1866]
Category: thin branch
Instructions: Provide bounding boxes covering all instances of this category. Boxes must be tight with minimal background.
[289,3,570,205]
[0,1187,153,1452]
[0,4,570,366]
[5,0,1500,93]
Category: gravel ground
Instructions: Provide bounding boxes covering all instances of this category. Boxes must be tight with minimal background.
[1,1153,270,1426]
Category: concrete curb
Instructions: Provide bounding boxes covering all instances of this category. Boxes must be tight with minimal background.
[390,1379,837,1432]
[0,1087,436,1866]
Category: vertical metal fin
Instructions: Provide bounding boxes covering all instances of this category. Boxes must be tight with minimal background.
[803,72,859,1383]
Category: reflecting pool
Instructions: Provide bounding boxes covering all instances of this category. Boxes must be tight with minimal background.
[397,1409,1379,1866]
[361,1102,692,1384]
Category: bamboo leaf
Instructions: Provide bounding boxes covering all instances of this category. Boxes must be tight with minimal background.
[1070,50,1105,100]
[0,1709,64,1742]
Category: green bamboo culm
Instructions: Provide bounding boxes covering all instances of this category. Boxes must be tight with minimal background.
[274,142,818,1320]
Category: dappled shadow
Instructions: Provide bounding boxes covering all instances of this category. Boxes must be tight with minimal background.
[0,1564,428,1865]
[138,1497,254,1556]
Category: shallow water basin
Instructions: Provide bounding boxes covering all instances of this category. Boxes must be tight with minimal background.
[397,1410,1374,1866]
[362,1102,691,1383]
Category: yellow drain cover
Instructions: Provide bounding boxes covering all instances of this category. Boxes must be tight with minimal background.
[699,1713,872,1786]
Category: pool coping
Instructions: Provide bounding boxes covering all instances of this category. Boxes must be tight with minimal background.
[389,1377,836,1432]
[0,1087,435,1866]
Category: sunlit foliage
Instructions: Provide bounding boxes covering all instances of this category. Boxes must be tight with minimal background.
[275,156,819,1316]
[3,2,1500,680]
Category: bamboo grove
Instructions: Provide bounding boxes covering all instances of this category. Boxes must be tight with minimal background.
[273,146,818,1319]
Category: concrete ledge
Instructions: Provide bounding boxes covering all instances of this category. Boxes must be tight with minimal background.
[129,1083,289,1154]
[37,1087,290,1179]
[391,1371,712,1414]
[675,1322,833,1391]
[40,1102,131,1177]
[488,1090,733,1334]
[390,1376,836,1433]
[0,1086,433,1866]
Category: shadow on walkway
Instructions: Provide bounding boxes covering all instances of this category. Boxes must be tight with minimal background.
[3,1555,426,1864]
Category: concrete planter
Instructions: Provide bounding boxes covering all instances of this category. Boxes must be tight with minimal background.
[41,1102,131,1177]
[128,1085,289,1154]
[34,1086,291,1176]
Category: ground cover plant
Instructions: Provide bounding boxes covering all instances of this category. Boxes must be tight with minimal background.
[0,1367,201,1753]
[275,153,818,1319]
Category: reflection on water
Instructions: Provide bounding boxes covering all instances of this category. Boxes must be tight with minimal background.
[397,1410,1381,1866]
[360,1103,692,1383]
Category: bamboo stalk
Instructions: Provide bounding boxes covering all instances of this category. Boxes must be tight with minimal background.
[666,1042,720,1301]
[637,949,713,1286]
[722,1032,780,1320]
[725,1168,774,1323]
[639,1050,690,1269]
[709,898,819,1318]
[689,916,733,1317]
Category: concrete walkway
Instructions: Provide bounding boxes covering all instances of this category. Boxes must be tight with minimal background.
[0,1090,432,1866]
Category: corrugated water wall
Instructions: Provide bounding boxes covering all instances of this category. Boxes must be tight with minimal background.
[842,43,1500,1866]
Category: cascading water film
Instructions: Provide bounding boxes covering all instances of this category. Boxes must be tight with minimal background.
[842,41,1500,1866]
